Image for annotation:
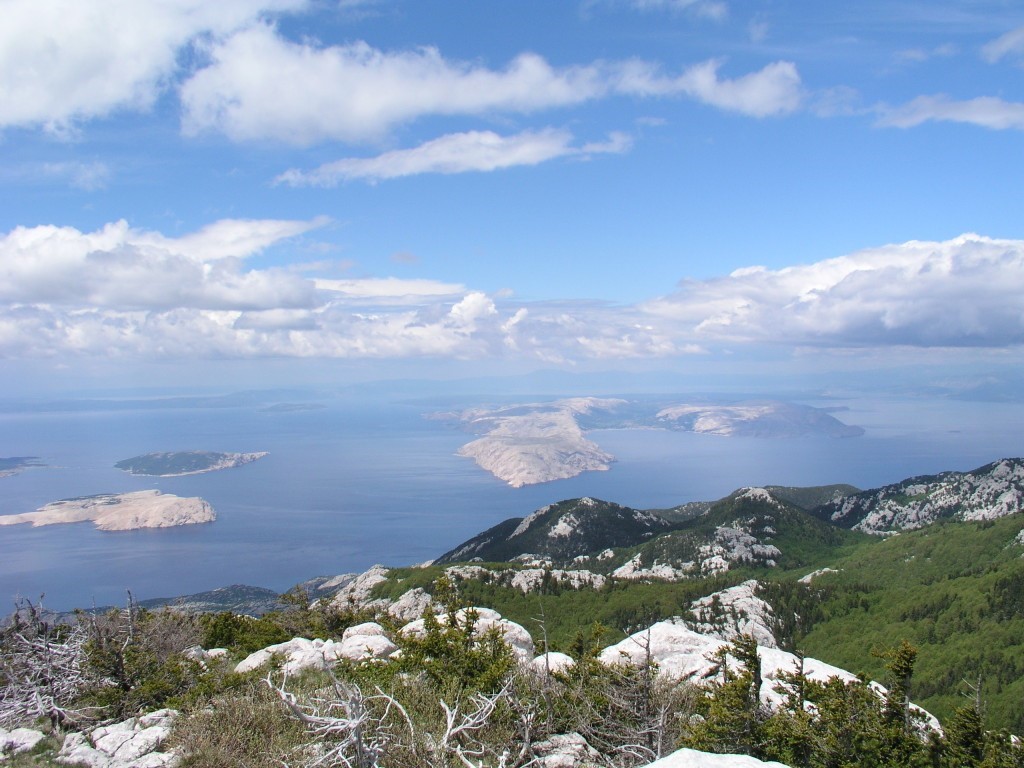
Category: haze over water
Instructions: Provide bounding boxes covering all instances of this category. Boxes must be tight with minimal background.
[1,392,1021,611]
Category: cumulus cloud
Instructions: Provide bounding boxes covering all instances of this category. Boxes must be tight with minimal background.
[644,234,1024,347]
[276,129,632,185]
[180,26,608,144]
[981,25,1024,63]
[0,218,324,311]
[0,0,305,132]
[7,221,1013,363]
[0,218,694,362]
[877,95,1024,130]
[181,25,802,144]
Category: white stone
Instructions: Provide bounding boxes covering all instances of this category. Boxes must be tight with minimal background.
[641,747,791,768]
[530,652,576,675]
[689,580,778,649]
[532,732,602,767]
[0,727,45,758]
[798,568,839,584]
[57,710,178,768]
[387,587,433,621]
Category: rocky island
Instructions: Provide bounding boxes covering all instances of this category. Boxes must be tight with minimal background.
[440,396,864,487]
[451,398,622,488]
[0,456,45,478]
[115,451,267,476]
[0,490,216,531]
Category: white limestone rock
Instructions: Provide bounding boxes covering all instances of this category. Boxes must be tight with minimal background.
[599,620,939,732]
[327,565,391,610]
[0,727,45,759]
[530,652,576,675]
[689,580,778,649]
[531,732,602,768]
[387,587,433,622]
[58,709,178,768]
[798,568,839,584]
[641,747,791,768]
[234,629,398,675]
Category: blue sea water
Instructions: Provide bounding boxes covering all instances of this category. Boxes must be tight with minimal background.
[0,394,1021,611]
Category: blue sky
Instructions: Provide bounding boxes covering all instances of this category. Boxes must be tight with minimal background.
[2,0,1023,394]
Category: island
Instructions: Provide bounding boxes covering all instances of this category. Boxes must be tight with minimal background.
[655,401,865,438]
[114,451,267,477]
[0,456,45,478]
[438,396,864,487]
[0,490,216,531]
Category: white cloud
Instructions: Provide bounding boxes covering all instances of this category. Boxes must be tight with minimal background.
[623,0,728,20]
[40,161,112,190]
[584,0,727,21]
[0,218,324,311]
[877,95,1024,130]
[981,25,1024,63]
[180,25,802,144]
[276,128,631,185]
[644,234,1024,348]
[614,58,803,117]
[894,43,958,64]
[315,277,466,301]
[8,222,1012,363]
[0,0,306,132]
[180,26,608,144]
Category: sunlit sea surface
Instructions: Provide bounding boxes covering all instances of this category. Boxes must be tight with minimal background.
[1,395,1021,610]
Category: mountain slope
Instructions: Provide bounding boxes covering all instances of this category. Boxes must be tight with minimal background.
[812,457,1024,534]
[435,497,672,564]
[604,487,867,579]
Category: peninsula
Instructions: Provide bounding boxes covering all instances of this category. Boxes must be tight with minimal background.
[0,490,216,531]
[115,451,267,476]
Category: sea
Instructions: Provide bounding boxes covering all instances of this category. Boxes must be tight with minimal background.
[1,392,1022,611]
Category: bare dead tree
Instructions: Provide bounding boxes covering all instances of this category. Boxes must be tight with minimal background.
[0,598,100,732]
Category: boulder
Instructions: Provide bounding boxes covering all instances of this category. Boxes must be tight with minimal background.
[531,732,602,767]
[57,709,178,768]
[530,652,576,675]
[642,747,791,768]
[0,727,46,759]
[235,629,398,675]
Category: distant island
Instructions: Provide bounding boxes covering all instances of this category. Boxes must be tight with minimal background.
[114,450,267,476]
[454,398,621,488]
[0,456,45,478]
[437,397,864,487]
[0,490,215,531]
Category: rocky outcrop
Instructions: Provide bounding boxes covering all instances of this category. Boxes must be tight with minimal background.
[58,709,178,768]
[234,623,398,674]
[815,458,1024,534]
[599,620,939,730]
[688,580,778,649]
